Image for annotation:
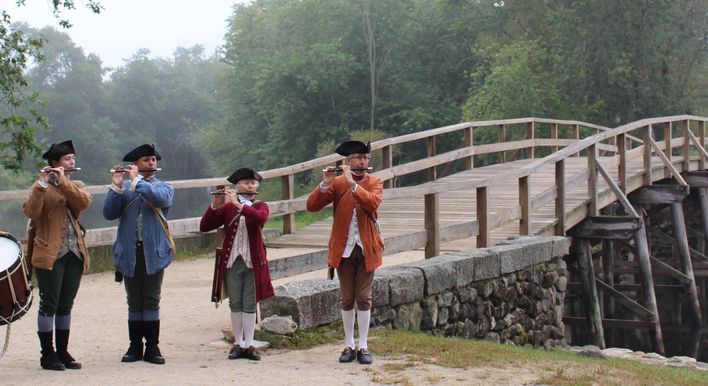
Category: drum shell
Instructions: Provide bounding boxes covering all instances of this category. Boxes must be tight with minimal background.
[0,234,33,326]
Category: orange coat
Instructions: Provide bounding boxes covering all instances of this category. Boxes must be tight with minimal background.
[307,174,384,272]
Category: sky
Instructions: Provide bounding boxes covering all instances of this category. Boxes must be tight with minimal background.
[3,0,243,68]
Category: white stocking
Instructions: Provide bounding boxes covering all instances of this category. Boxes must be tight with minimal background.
[342,309,356,349]
[230,311,244,347]
[243,312,257,348]
[357,309,371,350]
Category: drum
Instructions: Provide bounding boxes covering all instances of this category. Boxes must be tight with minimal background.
[0,232,32,326]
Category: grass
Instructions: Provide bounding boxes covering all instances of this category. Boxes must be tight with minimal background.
[260,325,708,386]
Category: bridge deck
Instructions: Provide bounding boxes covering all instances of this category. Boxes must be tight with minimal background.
[268,155,654,252]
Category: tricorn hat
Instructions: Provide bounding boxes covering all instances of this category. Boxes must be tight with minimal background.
[334,140,371,157]
[227,168,262,184]
[123,144,162,162]
[42,140,75,162]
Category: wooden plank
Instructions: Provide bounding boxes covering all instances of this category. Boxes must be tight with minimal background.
[649,256,693,285]
[644,125,652,186]
[588,144,598,216]
[577,239,605,348]
[427,136,437,181]
[648,135,688,186]
[569,216,640,240]
[498,124,506,163]
[629,185,689,204]
[595,161,639,217]
[632,221,665,354]
[464,127,473,170]
[563,316,655,330]
[382,145,393,189]
[595,278,654,318]
[670,202,703,327]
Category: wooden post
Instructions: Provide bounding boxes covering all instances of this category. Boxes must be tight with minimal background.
[588,144,598,216]
[555,159,565,236]
[699,121,706,170]
[498,124,506,163]
[427,136,436,181]
[519,176,530,235]
[464,126,474,170]
[573,124,580,157]
[382,145,393,189]
[424,193,440,258]
[664,122,672,163]
[551,123,559,153]
[577,239,605,348]
[670,202,704,327]
[683,119,691,172]
[699,188,708,255]
[633,220,666,355]
[601,239,615,343]
[618,133,627,194]
[527,121,535,159]
[476,186,489,248]
[282,174,295,234]
[643,125,652,186]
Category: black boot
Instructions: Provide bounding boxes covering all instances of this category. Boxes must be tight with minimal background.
[38,331,65,371]
[121,320,144,363]
[55,329,82,369]
[143,320,165,365]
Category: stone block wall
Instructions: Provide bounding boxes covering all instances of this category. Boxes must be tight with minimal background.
[261,236,570,348]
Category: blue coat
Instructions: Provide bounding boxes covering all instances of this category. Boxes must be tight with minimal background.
[102,177,174,277]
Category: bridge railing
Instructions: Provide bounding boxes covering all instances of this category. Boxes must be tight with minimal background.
[1,116,706,252]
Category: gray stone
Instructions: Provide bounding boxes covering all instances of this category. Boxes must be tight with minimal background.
[555,276,567,292]
[484,332,500,342]
[552,237,571,258]
[261,315,298,335]
[437,307,449,325]
[432,252,477,288]
[420,297,438,329]
[393,302,422,330]
[473,249,501,281]
[402,257,456,296]
[372,270,393,307]
[260,279,340,330]
[384,267,425,306]
[495,244,530,274]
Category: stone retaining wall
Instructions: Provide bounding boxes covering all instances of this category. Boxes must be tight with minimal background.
[261,236,570,348]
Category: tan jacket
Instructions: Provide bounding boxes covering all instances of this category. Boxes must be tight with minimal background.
[22,177,92,272]
[307,174,384,272]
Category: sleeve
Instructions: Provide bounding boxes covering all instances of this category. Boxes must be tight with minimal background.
[307,181,336,212]
[199,204,227,232]
[241,201,269,227]
[103,186,125,221]
[135,180,174,209]
[58,180,92,216]
[352,177,383,216]
[22,182,47,220]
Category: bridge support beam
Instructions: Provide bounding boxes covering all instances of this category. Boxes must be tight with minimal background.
[576,239,605,348]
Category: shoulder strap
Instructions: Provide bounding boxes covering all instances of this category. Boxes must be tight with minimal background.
[147,202,176,254]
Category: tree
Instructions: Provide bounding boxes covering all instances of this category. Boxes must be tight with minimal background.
[0,0,101,172]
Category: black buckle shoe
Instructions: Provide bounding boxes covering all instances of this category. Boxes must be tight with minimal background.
[338,347,356,363]
[228,344,243,360]
[121,342,144,363]
[40,352,66,371]
[243,346,261,361]
[57,351,82,369]
[143,345,165,365]
[357,348,373,365]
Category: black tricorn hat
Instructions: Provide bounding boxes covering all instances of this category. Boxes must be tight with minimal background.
[335,140,371,156]
[42,140,75,162]
[227,168,263,184]
[123,144,162,162]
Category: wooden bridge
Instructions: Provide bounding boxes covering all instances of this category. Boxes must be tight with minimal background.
[2,115,708,356]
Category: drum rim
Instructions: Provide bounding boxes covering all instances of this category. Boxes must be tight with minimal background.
[0,233,22,275]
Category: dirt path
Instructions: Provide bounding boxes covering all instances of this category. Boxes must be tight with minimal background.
[0,253,550,385]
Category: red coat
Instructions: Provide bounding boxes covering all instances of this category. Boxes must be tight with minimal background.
[307,174,384,272]
[199,200,274,302]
